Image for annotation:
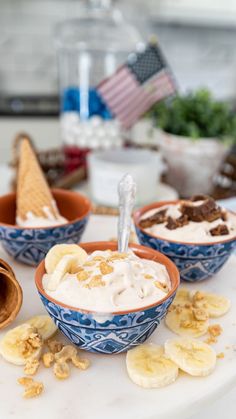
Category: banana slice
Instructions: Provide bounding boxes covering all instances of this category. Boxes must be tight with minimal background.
[165,337,216,377]
[165,305,209,338]
[173,288,191,306]
[45,244,88,275]
[192,291,230,318]
[126,343,178,388]
[25,315,57,341]
[47,253,86,291]
[0,324,42,366]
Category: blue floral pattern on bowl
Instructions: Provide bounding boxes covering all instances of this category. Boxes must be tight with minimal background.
[0,216,89,266]
[135,227,236,282]
[38,291,176,354]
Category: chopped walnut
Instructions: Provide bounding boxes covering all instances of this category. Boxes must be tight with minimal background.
[108,252,128,261]
[93,256,105,261]
[192,308,209,321]
[42,352,54,368]
[71,355,90,370]
[85,275,105,288]
[99,261,114,275]
[24,359,40,376]
[144,274,153,279]
[205,336,217,345]
[154,281,168,293]
[77,270,90,281]
[47,339,64,354]
[217,352,225,359]
[192,291,205,302]
[83,261,96,267]
[18,327,43,359]
[53,362,70,379]
[208,324,223,337]
[17,377,34,387]
[23,381,44,398]
[55,345,77,363]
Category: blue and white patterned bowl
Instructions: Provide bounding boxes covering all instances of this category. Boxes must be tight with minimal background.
[0,189,91,266]
[35,241,179,354]
[134,201,236,282]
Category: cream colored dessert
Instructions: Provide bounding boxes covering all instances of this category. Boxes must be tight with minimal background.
[140,199,236,243]
[43,247,171,312]
[17,206,67,228]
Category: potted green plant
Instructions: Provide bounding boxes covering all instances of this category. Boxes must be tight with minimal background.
[146,89,236,197]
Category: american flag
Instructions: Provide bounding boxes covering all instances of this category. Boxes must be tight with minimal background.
[97,42,177,129]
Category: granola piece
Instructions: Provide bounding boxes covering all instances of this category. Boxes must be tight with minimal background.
[42,352,54,368]
[86,275,105,288]
[17,377,34,387]
[77,270,90,281]
[23,381,44,398]
[208,324,223,337]
[24,359,40,376]
[47,339,64,354]
[192,308,209,321]
[139,209,167,228]
[55,345,77,363]
[210,224,229,236]
[99,261,114,275]
[180,197,223,223]
[166,214,189,230]
[53,362,70,379]
[154,281,169,293]
[71,355,90,370]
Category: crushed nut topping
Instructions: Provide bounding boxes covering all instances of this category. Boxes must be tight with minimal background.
[208,324,223,337]
[144,274,153,279]
[55,345,77,363]
[71,355,90,370]
[85,275,105,288]
[192,308,209,321]
[217,352,225,359]
[77,270,90,281]
[154,281,168,293]
[99,261,114,275]
[24,359,40,376]
[18,327,43,358]
[23,381,44,398]
[42,352,54,368]
[47,339,64,354]
[53,362,70,380]
[17,377,34,387]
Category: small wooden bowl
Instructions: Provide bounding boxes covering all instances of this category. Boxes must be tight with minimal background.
[0,266,23,329]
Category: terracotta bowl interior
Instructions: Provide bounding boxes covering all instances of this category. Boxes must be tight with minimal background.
[0,189,91,226]
[0,268,23,328]
[35,241,180,315]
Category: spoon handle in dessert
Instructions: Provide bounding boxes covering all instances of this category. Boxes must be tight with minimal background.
[117,174,136,253]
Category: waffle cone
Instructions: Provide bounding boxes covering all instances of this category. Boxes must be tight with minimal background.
[16,138,59,221]
[0,266,23,329]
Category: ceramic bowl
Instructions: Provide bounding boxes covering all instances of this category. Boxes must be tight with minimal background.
[35,241,179,354]
[134,200,236,282]
[0,189,91,266]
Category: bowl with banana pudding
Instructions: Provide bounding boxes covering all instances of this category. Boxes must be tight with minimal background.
[134,195,236,282]
[35,242,179,354]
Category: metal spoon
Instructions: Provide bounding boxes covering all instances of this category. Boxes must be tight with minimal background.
[117,174,136,253]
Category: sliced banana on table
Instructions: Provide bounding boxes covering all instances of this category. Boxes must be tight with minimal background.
[0,324,42,366]
[165,305,209,338]
[25,315,57,341]
[173,288,191,306]
[191,291,231,318]
[165,338,216,377]
[126,343,179,388]
[45,244,88,275]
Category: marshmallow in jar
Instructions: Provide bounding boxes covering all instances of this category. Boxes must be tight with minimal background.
[88,149,165,206]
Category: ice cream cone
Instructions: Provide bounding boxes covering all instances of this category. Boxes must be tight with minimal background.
[0,266,23,329]
[16,138,59,221]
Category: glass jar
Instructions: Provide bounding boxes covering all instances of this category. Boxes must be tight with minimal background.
[55,0,143,173]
